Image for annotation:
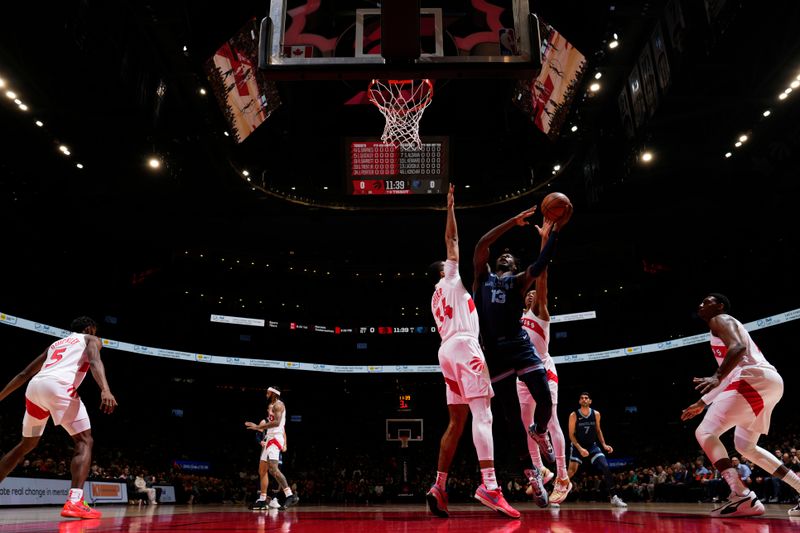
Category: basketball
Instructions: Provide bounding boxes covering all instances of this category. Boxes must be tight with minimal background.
[541,192,573,224]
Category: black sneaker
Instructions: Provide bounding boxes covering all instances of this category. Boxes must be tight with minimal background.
[250,499,268,510]
[280,494,300,510]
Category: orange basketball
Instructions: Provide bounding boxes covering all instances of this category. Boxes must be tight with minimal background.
[540,192,572,224]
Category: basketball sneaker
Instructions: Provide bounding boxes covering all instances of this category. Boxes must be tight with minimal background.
[789,499,800,517]
[61,499,102,519]
[524,468,549,508]
[610,495,628,508]
[280,494,299,510]
[550,477,573,505]
[426,485,449,518]
[249,499,268,510]
[710,490,763,517]
[268,498,281,509]
[528,425,555,464]
[474,484,520,518]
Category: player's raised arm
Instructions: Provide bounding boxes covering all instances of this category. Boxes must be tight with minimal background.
[445,184,458,263]
[0,350,47,403]
[516,217,559,293]
[531,220,552,321]
[472,206,537,292]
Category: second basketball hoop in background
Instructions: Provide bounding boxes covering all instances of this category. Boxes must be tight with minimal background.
[368,79,434,150]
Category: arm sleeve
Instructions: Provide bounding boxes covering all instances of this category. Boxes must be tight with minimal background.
[527,231,558,277]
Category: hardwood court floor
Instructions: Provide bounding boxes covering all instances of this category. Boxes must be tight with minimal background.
[0,502,797,532]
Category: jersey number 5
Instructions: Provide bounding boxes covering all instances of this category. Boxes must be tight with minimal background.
[43,347,67,369]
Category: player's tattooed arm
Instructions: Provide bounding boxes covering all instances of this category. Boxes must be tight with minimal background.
[473,206,536,292]
[693,315,747,394]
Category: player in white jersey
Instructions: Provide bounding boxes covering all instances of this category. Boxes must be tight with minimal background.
[0,317,117,520]
[682,294,800,518]
[245,386,298,510]
[425,185,519,519]
[516,238,571,505]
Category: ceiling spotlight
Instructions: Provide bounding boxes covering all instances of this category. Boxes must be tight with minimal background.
[199,88,207,95]
[59,145,69,153]
[594,72,602,80]
[13,98,21,105]
[18,103,28,111]
[553,164,561,171]
[35,120,43,127]
[291,186,296,190]
[608,40,619,49]
[724,152,732,158]
[734,141,742,147]
[464,184,471,189]
[641,151,653,162]
[784,87,793,95]
[5,90,16,99]
[792,80,800,89]
[242,170,250,177]
[323,186,329,190]
[223,131,229,137]
[571,125,578,132]
[589,82,601,92]
[738,134,748,142]
[762,110,771,117]
[182,45,188,52]
[63,149,71,156]
[148,157,161,169]
[779,92,788,100]
[613,33,619,40]
[76,163,84,169]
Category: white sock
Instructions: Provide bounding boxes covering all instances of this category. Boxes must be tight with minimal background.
[283,487,293,496]
[68,488,83,503]
[721,468,748,497]
[257,493,267,501]
[481,467,498,490]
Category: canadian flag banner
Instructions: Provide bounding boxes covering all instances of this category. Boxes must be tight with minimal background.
[285,45,314,58]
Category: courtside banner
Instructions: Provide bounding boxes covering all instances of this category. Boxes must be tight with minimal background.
[210,314,265,327]
[2,308,799,372]
[0,477,126,505]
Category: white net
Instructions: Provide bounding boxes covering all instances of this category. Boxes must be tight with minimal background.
[368,79,434,151]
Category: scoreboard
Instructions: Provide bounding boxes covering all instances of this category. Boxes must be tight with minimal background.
[346,137,449,195]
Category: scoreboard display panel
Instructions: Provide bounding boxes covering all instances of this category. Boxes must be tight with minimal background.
[346,137,449,195]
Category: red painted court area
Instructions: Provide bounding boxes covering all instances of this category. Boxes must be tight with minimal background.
[1,504,798,533]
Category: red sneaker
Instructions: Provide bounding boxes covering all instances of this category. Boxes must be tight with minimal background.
[474,484,520,518]
[426,485,449,518]
[61,500,102,519]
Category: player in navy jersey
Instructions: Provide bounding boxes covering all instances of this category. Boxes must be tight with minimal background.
[567,392,626,507]
[472,205,565,499]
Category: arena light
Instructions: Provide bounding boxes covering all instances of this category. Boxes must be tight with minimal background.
[148,157,161,169]
[763,110,771,117]
[59,145,69,153]
[734,141,742,147]
[464,184,471,188]
[223,131,229,137]
[792,80,800,89]
[738,134,748,143]
[76,163,84,169]
[13,98,21,105]
[784,87,793,95]
[182,45,188,52]
[724,152,732,158]
[594,72,602,80]
[323,186,329,190]
[553,164,561,171]
[641,151,653,163]
[779,92,788,100]
[242,169,250,177]
[589,82,601,92]
[18,103,28,111]
[571,125,578,132]
[608,39,619,50]
[199,88,207,95]
[5,90,16,99]
[0,77,5,88]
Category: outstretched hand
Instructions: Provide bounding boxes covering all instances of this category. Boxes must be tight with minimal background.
[534,217,556,239]
[681,400,706,421]
[693,375,720,394]
[514,206,537,226]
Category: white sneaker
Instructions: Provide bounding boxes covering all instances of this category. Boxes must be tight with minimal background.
[710,490,764,518]
[540,466,555,485]
[788,500,800,517]
[268,498,281,509]
[610,495,628,508]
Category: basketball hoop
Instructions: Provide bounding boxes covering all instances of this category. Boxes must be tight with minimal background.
[367,79,434,151]
[399,435,411,449]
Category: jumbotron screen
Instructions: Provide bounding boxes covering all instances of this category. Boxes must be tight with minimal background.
[346,137,449,195]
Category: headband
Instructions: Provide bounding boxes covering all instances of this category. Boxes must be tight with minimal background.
[267,387,281,396]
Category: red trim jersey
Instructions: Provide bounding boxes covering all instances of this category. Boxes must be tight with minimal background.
[36,333,90,392]
[431,260,479,344]
[521,310,551,366]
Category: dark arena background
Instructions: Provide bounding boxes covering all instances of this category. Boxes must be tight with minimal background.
[2,1,800,532]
